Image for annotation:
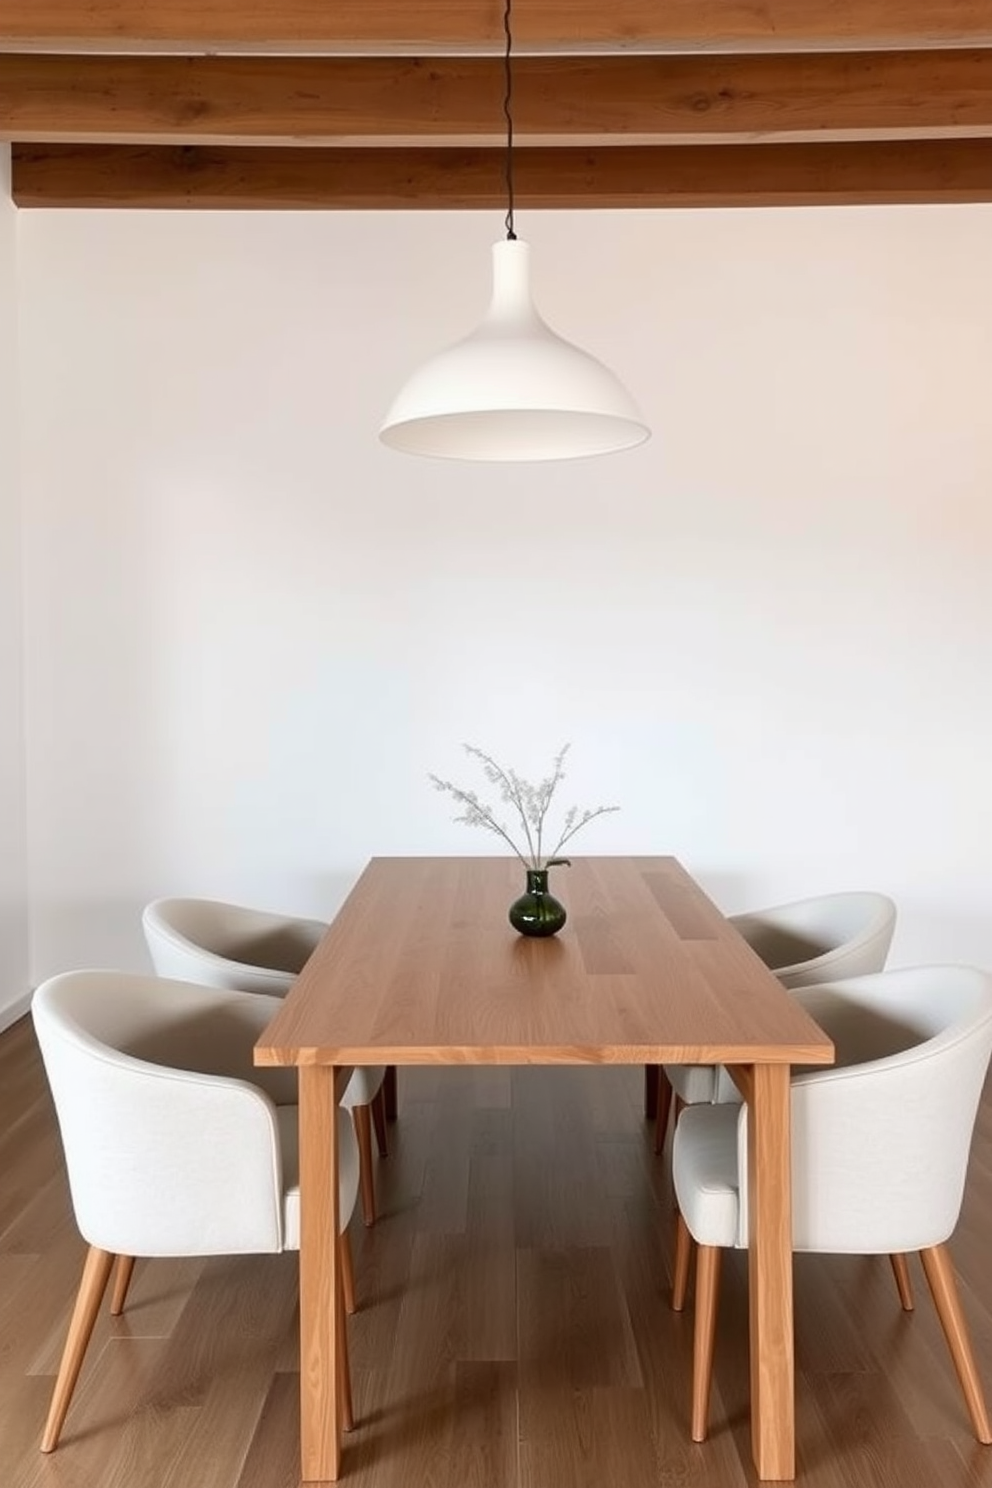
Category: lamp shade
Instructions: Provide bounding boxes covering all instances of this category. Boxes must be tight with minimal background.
[379,239,650,462]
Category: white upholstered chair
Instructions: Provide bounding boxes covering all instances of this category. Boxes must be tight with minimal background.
[32,970,361,1453]
[654,890,897,1151]
[670,965,992,1445]
[142,896,389,1225]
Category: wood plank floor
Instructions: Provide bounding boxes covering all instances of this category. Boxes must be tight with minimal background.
[4,1011,992,1488]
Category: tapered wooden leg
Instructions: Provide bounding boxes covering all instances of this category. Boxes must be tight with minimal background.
[644,1063,659,1120]
[672,1209,693,1312]
[371,1085,389,1158]
[352,1104,376,1227]
[41,1245,115,1452]
[654,1068,675,1153]
[921,1243,992,1443]
[746,1063,795,1480]
[339,1228,356,1316]
[299,1065,341,1481]
[692,1245,723,1442]
[889,1252,915,1312]
[383,1064,398,1122]
[109,1254,136,1316]
[337,1274,354,1433]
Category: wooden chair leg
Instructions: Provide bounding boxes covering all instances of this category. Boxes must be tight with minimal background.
[672,1209,693,1312]
[383,1064,398,1121]
[691,1244,722,1444]
[644,1063,660,1120]
[654,1068,674,1154]
[337,1274,355,1433]
[889,1252,915,1311]
[920,1243,992,1443]
[352,1103,376,1227]
[41,1245,115,1453]
[371,1085,389,1158]
[109,1254,136,1316]
[339,1228,357,1316]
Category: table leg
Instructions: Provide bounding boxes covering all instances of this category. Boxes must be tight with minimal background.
[299,1064,342,1482]
[643,1063,659,1120]
[747,1063,795,1480]
[383,1063,398,1121]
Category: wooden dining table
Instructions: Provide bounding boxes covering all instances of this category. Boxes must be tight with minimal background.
[254,854,834,1483]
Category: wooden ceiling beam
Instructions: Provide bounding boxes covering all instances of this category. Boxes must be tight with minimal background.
[14,139,992,209]
[1,0,989,52]
[3,51,992,146]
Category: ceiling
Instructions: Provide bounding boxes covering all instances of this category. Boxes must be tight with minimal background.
[3,1,992,209]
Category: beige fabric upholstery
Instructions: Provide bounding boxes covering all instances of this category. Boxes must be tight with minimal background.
[33,970,359,1256]
[31,969,361,1453]
[673,965,992,1254]
[666,890,897,1111]
[672,964,992,1448]
[142,896,327,989]
[142,897,385,1110]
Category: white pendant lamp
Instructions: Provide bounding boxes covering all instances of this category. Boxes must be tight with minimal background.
[379,0,650,463]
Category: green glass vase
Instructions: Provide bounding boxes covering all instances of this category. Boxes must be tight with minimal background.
[509,868,567,938]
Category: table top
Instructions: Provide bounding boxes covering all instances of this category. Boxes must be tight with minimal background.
[254,855,835,1069]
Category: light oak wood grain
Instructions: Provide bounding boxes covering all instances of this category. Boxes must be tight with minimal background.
[255,855,831,1482]
[747,1064,796,1478]
[298,1064,341,1481]
[256,857,834,1071]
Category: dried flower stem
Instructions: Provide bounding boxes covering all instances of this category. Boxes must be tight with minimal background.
[430,743,619,870]
[425,777,531,865]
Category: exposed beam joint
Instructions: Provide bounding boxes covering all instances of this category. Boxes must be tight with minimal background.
[14,139,992,209]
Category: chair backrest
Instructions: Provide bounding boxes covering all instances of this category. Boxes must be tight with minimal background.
[142,897,327,995]
[730,891,896,988]
[734,965,992,1254]
[711,889,898,1106]
[32,970,296,1257]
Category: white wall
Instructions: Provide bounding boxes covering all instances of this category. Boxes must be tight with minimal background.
[0,148,30,1026]
[15,205,992,980]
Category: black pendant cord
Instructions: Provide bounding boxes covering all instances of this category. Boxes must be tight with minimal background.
[502,0,516,240]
